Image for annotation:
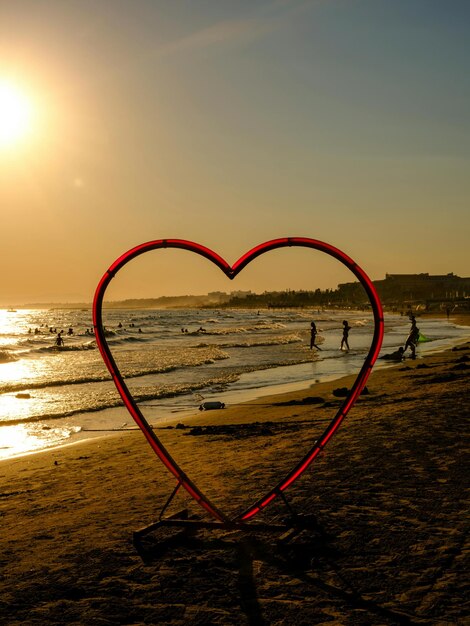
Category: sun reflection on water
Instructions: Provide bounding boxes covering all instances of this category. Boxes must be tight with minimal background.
[0,424,47,459]
[0,359,32,384]
[0,422,78,460]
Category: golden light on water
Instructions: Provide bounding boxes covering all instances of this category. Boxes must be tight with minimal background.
[0,359,32,384]
[0,391,77,459]
[0,422,71,460]
[0,424,34,458]
[0,310,21,336]
[0,79,35,149]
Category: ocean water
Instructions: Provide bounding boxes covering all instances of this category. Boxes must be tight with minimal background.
[0,307,468,459]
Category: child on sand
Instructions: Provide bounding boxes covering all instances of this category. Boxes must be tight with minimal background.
[381,346,405,361]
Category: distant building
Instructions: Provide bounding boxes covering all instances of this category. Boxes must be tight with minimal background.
[376,273,470,302]
[337,273,470,306]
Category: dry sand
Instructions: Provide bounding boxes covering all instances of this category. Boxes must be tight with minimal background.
[1,343,469,625]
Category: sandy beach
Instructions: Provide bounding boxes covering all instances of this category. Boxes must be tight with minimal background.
[1,341,469,625]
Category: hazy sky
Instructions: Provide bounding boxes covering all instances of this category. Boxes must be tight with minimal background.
[1,0,469,304]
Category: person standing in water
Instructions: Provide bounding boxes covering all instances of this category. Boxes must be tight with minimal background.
[340,320,351,351]
[403,315,419,359]
[309,321,322,350]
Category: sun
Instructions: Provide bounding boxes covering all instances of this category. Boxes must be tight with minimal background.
[0,80,34,149]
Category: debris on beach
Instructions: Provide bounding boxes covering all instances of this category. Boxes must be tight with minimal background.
[199,401,226,411]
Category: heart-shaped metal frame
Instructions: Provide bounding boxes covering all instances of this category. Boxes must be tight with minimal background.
[93,237,384,523]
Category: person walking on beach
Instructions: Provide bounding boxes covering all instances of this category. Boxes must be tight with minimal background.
[340,320,351,351]
[310,321,322,350]
[403,316,419,359]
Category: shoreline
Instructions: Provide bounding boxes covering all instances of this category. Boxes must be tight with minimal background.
[2,318,470,463]
[4,340,468,469]
[3,330,469,464]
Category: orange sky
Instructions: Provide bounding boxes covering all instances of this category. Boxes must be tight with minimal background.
[1,1,469,304]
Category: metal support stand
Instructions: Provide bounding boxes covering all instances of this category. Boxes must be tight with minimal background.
[132,484,324,558]
[275,490,324,543]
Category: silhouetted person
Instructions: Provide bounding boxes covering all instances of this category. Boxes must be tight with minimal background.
[403,318,419,359]
[309,321,322,350]
[55,332,64,347]
[381,346,405,361]
[340,320,351,351]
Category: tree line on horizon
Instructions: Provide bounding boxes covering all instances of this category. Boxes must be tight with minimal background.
[19,272,469,310]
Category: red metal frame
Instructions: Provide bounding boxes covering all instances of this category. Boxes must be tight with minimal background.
[93,238,384,523]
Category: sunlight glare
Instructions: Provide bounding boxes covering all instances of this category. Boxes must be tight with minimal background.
[0,79,34,149]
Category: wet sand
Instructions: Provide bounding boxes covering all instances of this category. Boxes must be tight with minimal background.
[1,343,469,625]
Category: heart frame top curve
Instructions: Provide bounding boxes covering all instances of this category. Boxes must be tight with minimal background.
[93,237,384,524]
